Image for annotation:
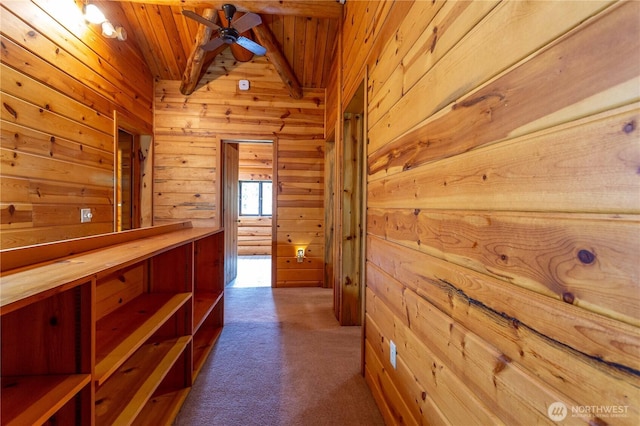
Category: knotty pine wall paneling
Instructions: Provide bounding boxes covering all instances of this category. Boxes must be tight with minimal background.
[338,0,640,424]
[154,50,325,287]
[0,0,153,249]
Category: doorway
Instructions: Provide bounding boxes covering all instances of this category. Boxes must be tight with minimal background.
[222,140,275,287]
[116,128,140,231]
[331,81,365,326]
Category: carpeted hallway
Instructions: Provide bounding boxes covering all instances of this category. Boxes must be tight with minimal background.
[174,286,384,426]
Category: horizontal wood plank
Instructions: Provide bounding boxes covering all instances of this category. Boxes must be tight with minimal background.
[368,106,640,214]
[369,208,640,325]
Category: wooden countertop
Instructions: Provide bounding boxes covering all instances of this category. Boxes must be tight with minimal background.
[0,223,222,312]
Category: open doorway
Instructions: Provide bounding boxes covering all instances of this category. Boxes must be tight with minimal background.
[222,140,274,287]
[330,81,365,326]
[116,128,139,231]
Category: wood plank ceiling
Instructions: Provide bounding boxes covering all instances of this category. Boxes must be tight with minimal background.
[97,1,341,96]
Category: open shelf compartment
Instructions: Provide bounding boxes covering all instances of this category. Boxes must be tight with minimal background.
[1,374,91,426]
[95,292,192,385]
[95,335,191,425]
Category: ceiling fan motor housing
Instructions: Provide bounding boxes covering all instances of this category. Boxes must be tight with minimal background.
[220,4,239,43]
[219,27,239,44]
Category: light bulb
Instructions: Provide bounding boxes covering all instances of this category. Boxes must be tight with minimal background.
[101,21,117,38]
[84,4,105,24]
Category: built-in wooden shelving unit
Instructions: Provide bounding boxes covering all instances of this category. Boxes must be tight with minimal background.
[0,222,224,425]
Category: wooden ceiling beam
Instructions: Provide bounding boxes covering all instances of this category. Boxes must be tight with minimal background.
[252,21,303,100]
[180,8,219,95]
[111,1,342,19]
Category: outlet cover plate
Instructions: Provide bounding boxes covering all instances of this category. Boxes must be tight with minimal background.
[81,208,92,223]
[390,340,397,369]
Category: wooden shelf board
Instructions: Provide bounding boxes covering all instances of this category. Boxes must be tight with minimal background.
[193,290,223,332]
[95,292,191,385]
[192,326,223,380]
[1,374,90,426]
[95,336,191,426]
[132,388,192,426]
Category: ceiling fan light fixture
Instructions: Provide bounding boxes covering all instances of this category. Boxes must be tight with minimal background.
[84,3,106,24]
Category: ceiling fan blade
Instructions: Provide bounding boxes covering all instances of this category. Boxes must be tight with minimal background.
[182,10,220,31]
[201,36,226,52]
[232,12,262,34]
[236,36,266,56]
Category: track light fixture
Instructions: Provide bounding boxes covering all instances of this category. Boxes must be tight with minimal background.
[83,2,127,41]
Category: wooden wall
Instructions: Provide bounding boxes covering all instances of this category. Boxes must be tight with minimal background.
[154,49,325,287]
[238,143,272,256]
[0,0,153,249]
[334,0,640,424]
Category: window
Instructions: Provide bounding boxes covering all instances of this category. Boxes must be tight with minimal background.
[239,181,272,216]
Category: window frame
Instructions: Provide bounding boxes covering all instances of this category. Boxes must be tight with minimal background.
[239,180,272,217]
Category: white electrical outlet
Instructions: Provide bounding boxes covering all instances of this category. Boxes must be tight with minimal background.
[389,340,397,369]
[81,208,93,223]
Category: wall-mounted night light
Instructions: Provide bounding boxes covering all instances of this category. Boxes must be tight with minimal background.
[296,248,305,263]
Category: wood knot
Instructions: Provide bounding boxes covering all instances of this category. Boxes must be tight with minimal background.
[562,292,575,304]
[49,316,58,326]
[7,204,15,215]
[623,120,636,134]
[590,417,608,426]
[577,249,595,264]
[493,354,511,374]
[3,102,17,119]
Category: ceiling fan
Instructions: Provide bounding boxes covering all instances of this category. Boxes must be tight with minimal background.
[182,4,266,56]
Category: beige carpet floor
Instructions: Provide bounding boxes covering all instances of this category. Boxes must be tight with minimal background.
[174,287,384,426]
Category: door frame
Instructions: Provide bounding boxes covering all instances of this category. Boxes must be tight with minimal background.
[113,111,151,232]
[221,138,276,287]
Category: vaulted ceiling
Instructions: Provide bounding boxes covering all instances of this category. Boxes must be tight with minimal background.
[98,1,341,96]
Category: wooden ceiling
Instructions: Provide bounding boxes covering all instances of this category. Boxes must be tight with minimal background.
[99,1,341,96]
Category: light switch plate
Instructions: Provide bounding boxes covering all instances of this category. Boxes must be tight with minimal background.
[239,79,250,90]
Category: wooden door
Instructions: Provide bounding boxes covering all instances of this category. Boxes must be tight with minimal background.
[223,142,239,285]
